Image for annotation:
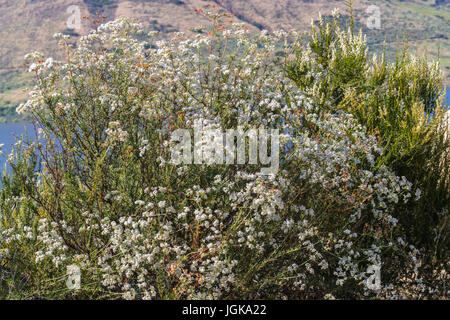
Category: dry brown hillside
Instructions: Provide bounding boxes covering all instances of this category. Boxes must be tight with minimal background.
[0,0,449,121]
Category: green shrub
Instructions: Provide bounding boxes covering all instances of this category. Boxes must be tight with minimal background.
[286,9,450,265]
[0,8,447,299]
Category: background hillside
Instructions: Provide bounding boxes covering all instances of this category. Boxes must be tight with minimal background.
[0,0,449,122]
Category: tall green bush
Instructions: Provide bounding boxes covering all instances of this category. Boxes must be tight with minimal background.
[286,10,449,264]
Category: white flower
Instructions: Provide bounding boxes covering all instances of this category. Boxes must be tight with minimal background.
[157,201,166,208]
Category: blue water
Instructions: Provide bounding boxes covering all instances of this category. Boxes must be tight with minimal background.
[446,88,450,108]
[0,89,449,180]
[0,122,37,176]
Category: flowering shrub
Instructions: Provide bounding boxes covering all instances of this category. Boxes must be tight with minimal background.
[287,10,449,278]
[0,9,446,299]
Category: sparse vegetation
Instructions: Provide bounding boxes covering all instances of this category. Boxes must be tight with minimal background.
[1,0,449,122]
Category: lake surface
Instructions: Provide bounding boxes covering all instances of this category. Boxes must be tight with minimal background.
[0,122,37,175]
[0,89,449,178]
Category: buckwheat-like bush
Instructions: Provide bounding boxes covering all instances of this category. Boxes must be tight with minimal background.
[0,11,437,299]
[287,9,449,288]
